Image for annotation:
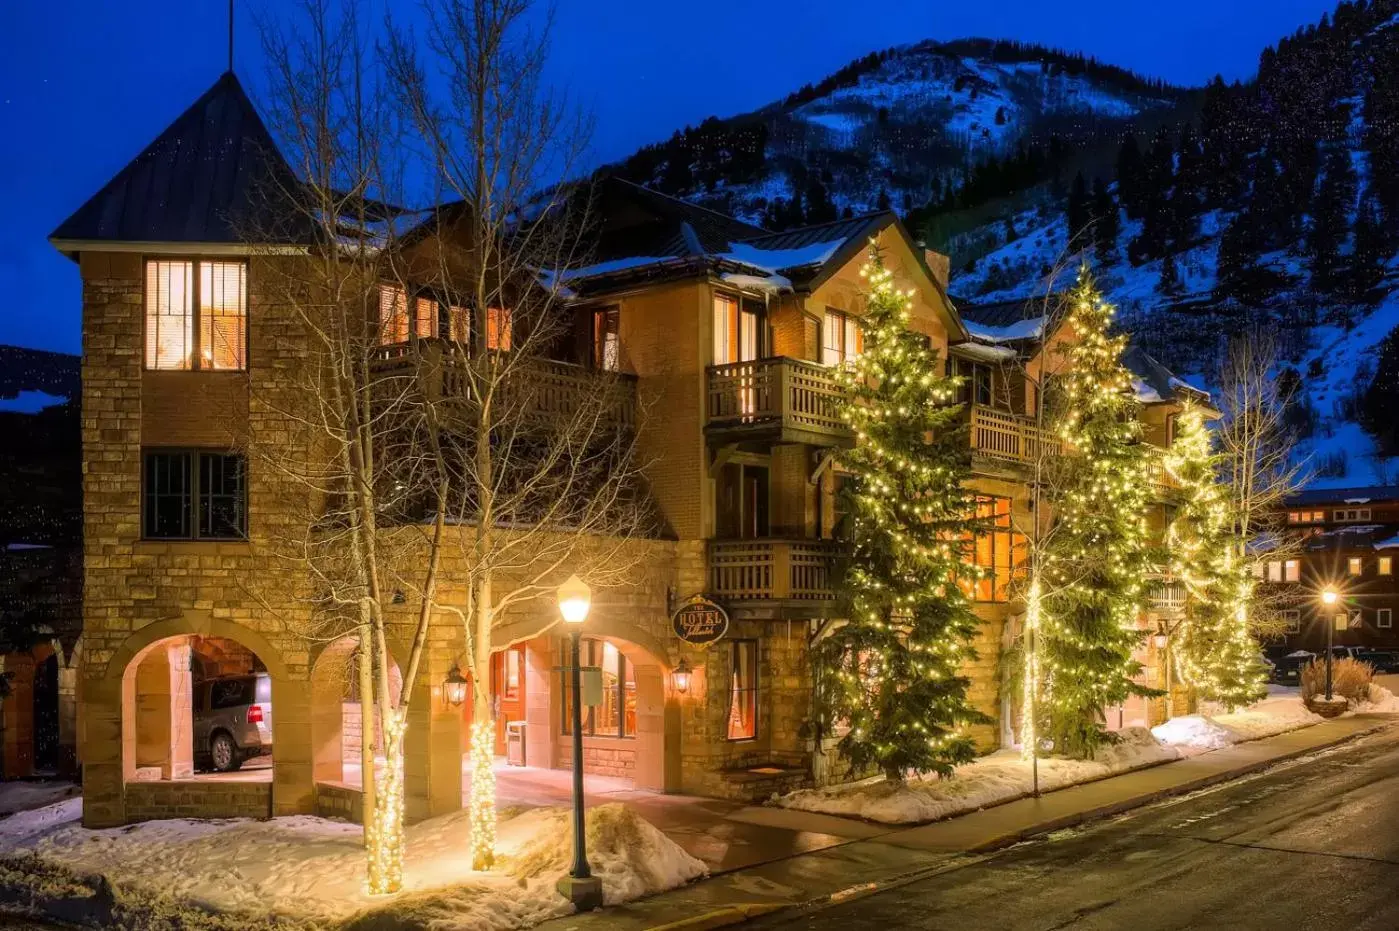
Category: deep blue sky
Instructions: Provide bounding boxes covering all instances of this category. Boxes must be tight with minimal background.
[1,0,1340,353]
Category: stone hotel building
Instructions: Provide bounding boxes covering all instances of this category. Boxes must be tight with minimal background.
[33,70,1201,826]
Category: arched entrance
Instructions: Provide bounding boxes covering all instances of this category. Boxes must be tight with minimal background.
[81,614,299,827]
[309,635,403,790]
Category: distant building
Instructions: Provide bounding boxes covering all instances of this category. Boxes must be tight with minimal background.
[1265,485,1399,653]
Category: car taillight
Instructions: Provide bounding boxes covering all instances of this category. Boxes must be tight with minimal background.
[247,704,264,724]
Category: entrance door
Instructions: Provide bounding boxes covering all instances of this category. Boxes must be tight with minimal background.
[491,648,526,756]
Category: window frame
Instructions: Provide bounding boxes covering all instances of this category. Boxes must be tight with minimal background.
[141,448,248,542]
[969,495,1024,603]
[1348,556,1364,576]
[592,306,621,372]
[1334,508,1372,523]
[1380,608,1393,629]
[821,308,862,367]
[726,639,759,742]
[1281,609,1301,634]
[144,258,249,372]
[1284,559,1300,583]
[1381,556,1393,576]
[561,637,635,740]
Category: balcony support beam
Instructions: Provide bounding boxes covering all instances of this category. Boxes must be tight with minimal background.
[709,443,740,480]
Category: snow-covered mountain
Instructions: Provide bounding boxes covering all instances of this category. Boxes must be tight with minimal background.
[609,39,1187,224]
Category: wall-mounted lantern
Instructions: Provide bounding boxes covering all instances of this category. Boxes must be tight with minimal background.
[443,664,469,707]
[672,658,693,695]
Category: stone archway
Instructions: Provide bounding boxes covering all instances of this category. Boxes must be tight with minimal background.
[81,612,305,828]
[309,635,404,788]
[522,615,678,793]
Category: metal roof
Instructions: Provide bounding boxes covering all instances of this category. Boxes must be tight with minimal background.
[50,71,300,247]
[1289,485,1399,507]
[956,297,1047,330]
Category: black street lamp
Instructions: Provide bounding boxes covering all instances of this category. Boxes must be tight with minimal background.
[1321,586,1339,700]
[555,574,602,912]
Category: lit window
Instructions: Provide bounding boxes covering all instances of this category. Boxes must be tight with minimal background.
[822,308,862,366]
[593,307,620,371]
[728,640,758,740]
[1282,609,1300,634]
[968,496,1026,602]
[561,638,634,738]
[1287,511,1299,523]
[447,305,470,343]
[487,306,513,351]
[145,261,247,371]
[1380,608,1393,629]
[414,296,437,339]
[712,294,764,365]
[1268,561,1283,583]
[1380,557,1393,576]
[1349,557,1363,576]
[199,262,247,369]
[379,285,409,345]
[1285,559,1300,583]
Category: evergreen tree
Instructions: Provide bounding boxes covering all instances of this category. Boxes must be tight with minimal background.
[876,187,892,212]
[1157,252,1183,298]
[1066,171,1090,246]
[1360,325,1399,456]
[1168,124,1204,249]
[1091,177,1119,263]
[1165,401,1266,710]
[1038,268,1154,758]
[1129,129,1174,264]
[1115,135,1144,219]
[805,175,838,224]
[1348,193,1392,303]
[817,247,988,781]
[1308,145,1355,294]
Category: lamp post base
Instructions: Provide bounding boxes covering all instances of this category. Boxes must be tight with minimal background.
[557,874,603,912]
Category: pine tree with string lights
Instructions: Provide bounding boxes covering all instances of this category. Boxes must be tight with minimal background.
[816,245,989,783]
[1165,400,1266,710]
[1037,266,1154,759]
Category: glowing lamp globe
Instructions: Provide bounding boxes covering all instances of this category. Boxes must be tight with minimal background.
[443,664,468,707]
[1321,588,1339,606]
[557,574,592,624]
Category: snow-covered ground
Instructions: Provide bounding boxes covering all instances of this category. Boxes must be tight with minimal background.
[0,781,78,818]
[0,801,705,930]
[776,692,1385,826]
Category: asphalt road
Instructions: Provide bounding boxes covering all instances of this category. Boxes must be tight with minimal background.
[749,726,1399,931]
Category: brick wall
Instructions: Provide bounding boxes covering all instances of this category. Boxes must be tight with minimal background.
[123,780,272,822]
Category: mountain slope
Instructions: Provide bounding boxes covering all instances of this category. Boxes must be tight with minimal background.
[609,39,1189,226]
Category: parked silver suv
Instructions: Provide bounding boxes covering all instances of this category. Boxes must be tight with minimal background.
[193,673,273,772]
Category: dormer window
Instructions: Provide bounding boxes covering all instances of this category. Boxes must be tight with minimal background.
[144,260,247,371]
[822,308,861,366]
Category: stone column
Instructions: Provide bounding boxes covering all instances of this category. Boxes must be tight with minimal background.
[631,662,667,791]
[272,676,316,817]
[524,639,558,771]
[166,643,194,780]
[133,649,171,777]
[57,659,79,775]
[404,640,465,822]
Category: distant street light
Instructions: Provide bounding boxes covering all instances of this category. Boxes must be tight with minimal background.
[1321,586,1339,701]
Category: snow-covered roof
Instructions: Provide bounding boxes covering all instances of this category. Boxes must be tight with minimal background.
[962,316,1045,343]
[1375,534,1399,550]
[719,239,848,273]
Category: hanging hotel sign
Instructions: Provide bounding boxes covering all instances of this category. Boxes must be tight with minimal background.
[671,596,730,645]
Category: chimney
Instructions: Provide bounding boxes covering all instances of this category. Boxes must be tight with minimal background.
[924,249,950,293]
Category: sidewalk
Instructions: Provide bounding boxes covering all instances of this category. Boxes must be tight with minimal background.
[537,714,1395,931]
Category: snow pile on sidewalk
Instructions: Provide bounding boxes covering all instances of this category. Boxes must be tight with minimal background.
[777,727,1180,825]
[1152,696,1324,757]
[1352,683,1399,713]
[0,781,78,818]
[0,800,705,930]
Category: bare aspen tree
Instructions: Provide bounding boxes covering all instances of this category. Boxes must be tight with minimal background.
[1215,331,1308,643]
[383,0,656,871]
[244,0,448,894]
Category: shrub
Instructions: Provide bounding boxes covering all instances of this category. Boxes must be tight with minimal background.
[1300,656,1374,704]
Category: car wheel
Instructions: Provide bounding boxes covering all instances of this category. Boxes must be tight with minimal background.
[209,732,242,773]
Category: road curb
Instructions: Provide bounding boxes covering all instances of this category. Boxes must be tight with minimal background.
[644,903,787,930]
[962,719,1396,852]
[668,720,1397,930]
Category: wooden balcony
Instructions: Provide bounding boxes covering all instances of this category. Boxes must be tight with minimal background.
[968,406,1059,467]
[708,539,842,617]
[1146,576,1186,614]
[706,358,852,448]
[370,339,636,432]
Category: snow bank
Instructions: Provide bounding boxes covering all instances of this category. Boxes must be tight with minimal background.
[1352,683,1399,714]
[0,782,79,818]
[1152,696,1324,758]
[0,801,704,931]
[777,727,1179,825]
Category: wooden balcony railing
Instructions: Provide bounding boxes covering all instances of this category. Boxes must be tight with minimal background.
[1146,576,1186,613]
[706,358,850,447]
[370,339,636,431]
[968,405,1059,466]
[708,539,841,603]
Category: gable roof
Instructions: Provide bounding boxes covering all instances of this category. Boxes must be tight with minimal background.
[1288,485,1399,508]
[50,71,301,250]
[1122,346,1208,406]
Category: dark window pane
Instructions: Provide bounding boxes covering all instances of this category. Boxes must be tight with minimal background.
[144,452,192,538]
[210,677,254,709]
[200,454,246,539]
